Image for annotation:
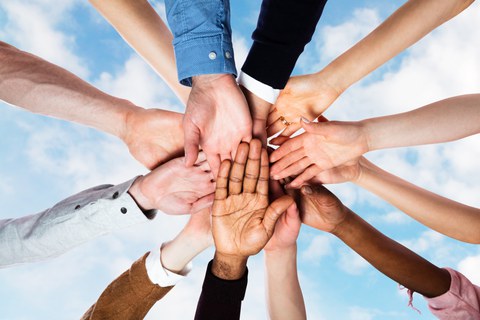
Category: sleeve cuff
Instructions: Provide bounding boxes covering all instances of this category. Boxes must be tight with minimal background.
[174,36,237,86]
[145,244,192,287]
[201,259,248,303]
[238,71,280,104]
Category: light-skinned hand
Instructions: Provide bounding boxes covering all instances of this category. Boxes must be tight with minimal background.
[212,139,295,259]
[122,108,184,169]
[270,119,368,188]
[267,73,341,138]
[184,74,252,175]
[128,152,215,214]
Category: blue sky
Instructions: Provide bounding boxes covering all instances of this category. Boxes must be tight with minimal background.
[1,0,480,319]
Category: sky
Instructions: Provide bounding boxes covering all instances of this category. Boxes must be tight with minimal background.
[0,0,480,319]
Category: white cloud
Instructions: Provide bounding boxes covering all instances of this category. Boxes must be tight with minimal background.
[301,234,334,263]
[457,254,480,286]
[0,0,88,78]
[373,210,412,225]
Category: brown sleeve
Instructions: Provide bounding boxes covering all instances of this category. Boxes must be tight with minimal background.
[81,252,174,320]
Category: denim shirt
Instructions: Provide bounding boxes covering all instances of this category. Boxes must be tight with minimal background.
[165,0,237,86]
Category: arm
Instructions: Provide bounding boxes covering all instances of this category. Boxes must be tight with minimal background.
[88,0,190,104]
[354,158,480,244]
[270,94,480,185]
[297,184,451,299]
[0,41,184,169]
[195,139,295,319]
[82,208,213,320]
[269,0,475,137]
[0,154,215,267]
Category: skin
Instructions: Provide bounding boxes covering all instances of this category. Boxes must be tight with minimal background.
[211,139,295,280]
[309,156,480,244]
[0,41,184,169]
[297,183,451,299]
[263,180,306,320]
[267,0,474,138]
[270,94,480,186]
[128,152,215,215]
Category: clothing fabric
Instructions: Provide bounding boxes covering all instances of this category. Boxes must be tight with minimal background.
[242,0,328,89]
[145,243,192,287]
[165,0,236,86]
[81,252,174,320]
[0,177,151,267]
[237,71,280,104]
[424,268,480,319]
[194,259,248,320]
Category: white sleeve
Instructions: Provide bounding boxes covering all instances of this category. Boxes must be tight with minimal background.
[145,244,192,287]
[0,177,150,268]
[238,71,280,104]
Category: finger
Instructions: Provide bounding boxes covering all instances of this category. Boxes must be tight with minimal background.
[191,193,215,213]
[220,152,232,161]
[285,203,301,228]
[256,148,270,196]
[270,136,304,163]
[263,195,295,237]
[228,142,249,195]
[184,121,201,167]
[266,117,288,137]
[269,135,290,146]
[270,149,306,177]
[273,157,313,180]
[268,121,301,138]
[243,139,262,193]
[195,151,208,164]
[208,154,221,179]
[268,179,285,203]
[288,165,320,188]
[215,160,231,200]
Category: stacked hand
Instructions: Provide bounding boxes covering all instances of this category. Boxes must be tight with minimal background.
[211,139,295,279]
[184,74,252,175]
[128,152,215,214]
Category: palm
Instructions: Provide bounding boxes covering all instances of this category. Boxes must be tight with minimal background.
[213,193,270,256]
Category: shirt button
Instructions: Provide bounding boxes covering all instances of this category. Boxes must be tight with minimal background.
[208,51,217,60]
[75,205,81,210]
[225,51,232,59]
[121,207,127,214]
[112,191,119,199]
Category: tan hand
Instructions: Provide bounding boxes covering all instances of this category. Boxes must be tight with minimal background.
[267,73,340,138]
[212,139,294,258]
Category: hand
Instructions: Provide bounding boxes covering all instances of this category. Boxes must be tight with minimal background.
[183,74,252,175]
[270,119,369,188]
[212,139,295,259]
[296,184,348,233]
[122,107,184,169]
[128,152,215,214]
[267,72,340,138]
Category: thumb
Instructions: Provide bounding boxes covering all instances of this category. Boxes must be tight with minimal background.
[300,117,327,134]
[190,193,215,213]
[263,195,295,237]
[184,121,201,167]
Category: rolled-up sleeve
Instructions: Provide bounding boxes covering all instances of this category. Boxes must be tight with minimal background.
[165,0,237,86]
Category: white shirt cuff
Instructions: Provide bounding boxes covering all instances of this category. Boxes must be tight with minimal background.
[238,71,280,104]
[145,244,192,287]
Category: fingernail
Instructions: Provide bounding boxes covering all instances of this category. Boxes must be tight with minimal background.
[302,186,313,194]
[273,175,280,180]
[301,117,310,123]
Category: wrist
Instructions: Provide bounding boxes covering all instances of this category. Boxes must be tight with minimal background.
[115,99,142,141]
[314,66,348,96]
[127,175,155,211]
[360,118,378,152]
[212,251,248,280]
[331,208,356,238]
[264,244,297,257]
[192,73,236,88]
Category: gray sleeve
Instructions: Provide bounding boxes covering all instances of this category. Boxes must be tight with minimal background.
[0,177,149,268]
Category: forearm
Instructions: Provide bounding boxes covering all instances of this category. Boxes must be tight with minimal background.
[362,94,480,151]
[321,0,473,93]
[355,158,480,243]
[0,41,136,138]
[89,0,190,104]
[264,246,306,320]
[333,210,451,298]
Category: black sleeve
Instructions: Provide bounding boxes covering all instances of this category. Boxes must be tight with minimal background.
[241,0,328,89]
[194,260,248,320]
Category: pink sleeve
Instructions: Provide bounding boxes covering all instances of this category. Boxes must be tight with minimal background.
[424,268,480,320]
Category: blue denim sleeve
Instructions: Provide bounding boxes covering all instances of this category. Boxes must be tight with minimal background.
[165,0,237,86]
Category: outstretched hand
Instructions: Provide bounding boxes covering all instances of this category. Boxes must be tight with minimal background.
[183,74,252,175]
[128,152,215,215]
[212,139,295,259]
[270,119,368,188]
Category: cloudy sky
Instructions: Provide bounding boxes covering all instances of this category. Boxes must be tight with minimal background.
[1,0,480,319]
